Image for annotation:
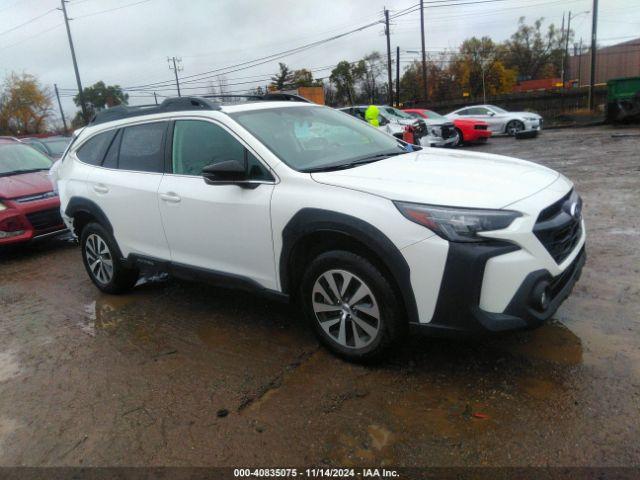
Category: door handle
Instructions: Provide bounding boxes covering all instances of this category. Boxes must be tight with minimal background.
[93,184,109,194]
[160,192,181,203]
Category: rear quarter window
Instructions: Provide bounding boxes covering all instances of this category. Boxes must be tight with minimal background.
[76,130,118,165]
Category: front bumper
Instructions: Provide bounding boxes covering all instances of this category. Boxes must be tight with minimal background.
[408,241,586,336]
[0,198,66,246]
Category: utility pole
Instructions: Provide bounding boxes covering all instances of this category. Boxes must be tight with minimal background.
[419,0,428,104]
[560,13,565,85]
[384,9,393,106]
[588,0,598,110]
[578,38,583,86]
[153,92,158,105]
[563,11,572,86]
[59,0,87,122]
[53,84,68,134]
[396,46,400,107]
[168,57,183,97]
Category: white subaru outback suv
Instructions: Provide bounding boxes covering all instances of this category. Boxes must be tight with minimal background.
[55,96,586,361]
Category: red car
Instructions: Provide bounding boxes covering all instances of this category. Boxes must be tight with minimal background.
[404,108,492,145]
[0,139,66,246]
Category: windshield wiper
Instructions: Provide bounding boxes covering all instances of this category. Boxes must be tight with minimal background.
[0,168,50,177]
[302,151,405,173]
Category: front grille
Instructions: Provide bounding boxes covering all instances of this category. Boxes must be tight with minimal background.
[534,190,583,264]
[26,208,63,231]
[474,124,488,130]
[13,191,57,203]
[440,124,455,139]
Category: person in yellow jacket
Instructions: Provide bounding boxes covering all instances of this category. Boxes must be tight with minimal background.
[364,105,380,127]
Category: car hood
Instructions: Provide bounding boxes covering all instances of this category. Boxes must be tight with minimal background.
[509,111,542,119]
[311,149,561,209]
[0,170,54,199]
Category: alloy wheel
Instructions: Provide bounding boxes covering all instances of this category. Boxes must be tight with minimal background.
[507,121,524,136]
[311,269,380,349]
[85,233,114,285]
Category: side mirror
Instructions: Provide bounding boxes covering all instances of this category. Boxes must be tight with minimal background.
[379,115,390,126]
[202,160,247,185]
[487,111,496,116]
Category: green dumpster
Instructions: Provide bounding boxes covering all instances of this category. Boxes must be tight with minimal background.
[606,76,640,123]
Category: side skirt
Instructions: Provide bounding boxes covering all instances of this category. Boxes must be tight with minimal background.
[127,254,289,303]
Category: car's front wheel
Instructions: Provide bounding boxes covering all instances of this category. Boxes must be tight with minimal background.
[300,250,404,362]
[80,222,139,294]
[506,120,525,136]
[453,128,463,147]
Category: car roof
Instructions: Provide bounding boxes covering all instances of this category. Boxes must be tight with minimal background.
[75,100,324,140]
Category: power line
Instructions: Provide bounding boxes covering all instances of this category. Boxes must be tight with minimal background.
[0,23,63,53]
[0,7,56,37]
[121,18,384,90]
[72,0,153,20]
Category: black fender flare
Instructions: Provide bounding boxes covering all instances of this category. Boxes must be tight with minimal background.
[64,196,114,234]
[279,208,419,324]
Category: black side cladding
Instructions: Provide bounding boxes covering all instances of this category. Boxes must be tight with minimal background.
[280,208,420,324]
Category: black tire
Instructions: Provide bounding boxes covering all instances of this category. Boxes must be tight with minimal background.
[506,120,525,136]
[300,250,405,362]
[80,222,138,294]
[454,128,464,147]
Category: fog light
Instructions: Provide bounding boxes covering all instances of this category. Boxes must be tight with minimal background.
[531,280,551,311]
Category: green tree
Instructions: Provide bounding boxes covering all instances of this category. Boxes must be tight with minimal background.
[450,37,516,98]
[329,61,363,105]
[0,72,52,135]
[291,69,321,88]
[74,81,128,113]
[502,17,568,80]
[270,63,294,90]
[357,51,385,103]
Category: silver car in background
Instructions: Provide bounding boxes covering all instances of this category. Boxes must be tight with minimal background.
[446,104,542,136]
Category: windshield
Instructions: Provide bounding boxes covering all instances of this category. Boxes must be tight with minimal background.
[0,143,52,176]
[230,106,406,172]
[382,107,413,119]
[489,105,508,114]
[43,139,70,156]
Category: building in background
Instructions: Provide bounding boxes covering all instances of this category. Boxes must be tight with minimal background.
[569,38,640,86]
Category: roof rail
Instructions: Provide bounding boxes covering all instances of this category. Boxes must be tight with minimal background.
[203,93,312,103]
[89,97,221,126]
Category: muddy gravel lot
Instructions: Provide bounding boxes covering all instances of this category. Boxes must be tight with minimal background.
[1,126,639,468]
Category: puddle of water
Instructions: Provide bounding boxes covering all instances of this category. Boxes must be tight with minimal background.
[0,350,21,382]
[498,322,583,365]
[518,376,559,400]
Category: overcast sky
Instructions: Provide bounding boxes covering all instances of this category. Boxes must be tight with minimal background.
[1,0,638,124]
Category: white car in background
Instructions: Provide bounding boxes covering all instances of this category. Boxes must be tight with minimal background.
[339,105,457,147]
[446,104,542,136]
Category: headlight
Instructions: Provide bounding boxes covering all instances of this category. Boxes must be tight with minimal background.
[394,202,521,242]
[525,116,538,121]
[0,202,6,211]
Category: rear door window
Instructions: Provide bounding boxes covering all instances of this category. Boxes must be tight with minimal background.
[76,129,118,165]
[118,122,167,173]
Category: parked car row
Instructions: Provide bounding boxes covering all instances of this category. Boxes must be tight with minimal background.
[0,136,71,247]
[338,103,542,147]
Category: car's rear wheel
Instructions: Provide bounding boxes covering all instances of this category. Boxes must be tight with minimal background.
[80,222,138,294]
[300,250,404,362]
[506,120,525,136]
